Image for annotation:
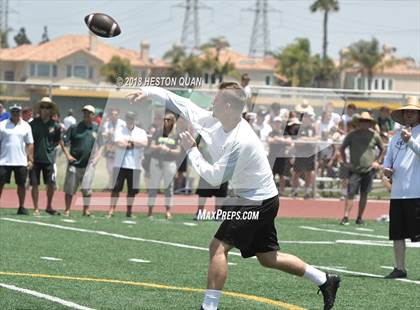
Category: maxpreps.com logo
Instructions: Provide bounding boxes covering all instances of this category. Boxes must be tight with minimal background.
[196,209,259,221]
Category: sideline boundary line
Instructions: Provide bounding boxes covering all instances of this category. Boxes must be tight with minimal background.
[0,272,306,310]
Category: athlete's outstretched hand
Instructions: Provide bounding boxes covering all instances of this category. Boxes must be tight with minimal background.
[179,131,197,151]
[126,89,147,104]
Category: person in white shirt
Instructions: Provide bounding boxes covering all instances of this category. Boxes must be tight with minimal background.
[0,104,34,215]
[101,109,126,190]
[147,112,182,220]
[240,73,252,113]
[254,109,272,153]
[383,98,420,279]
[106,112,147,219]
[128,82,341,310]
[63,109,77,131]
[341,103,356,130]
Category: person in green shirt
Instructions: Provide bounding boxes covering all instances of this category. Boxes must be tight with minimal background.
[30,97,66,216]
[62,105,101,217]
[339,112,384,225]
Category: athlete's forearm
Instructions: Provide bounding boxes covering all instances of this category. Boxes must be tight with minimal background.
[142,86,208,127]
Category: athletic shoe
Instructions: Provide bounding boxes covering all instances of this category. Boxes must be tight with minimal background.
[45,209,60,216]
[339,217,349,225]
[200,307,219,310]
[318,273,341,310]
[17,207,29,215]
[384,268,407,279]
[355,217,364,225]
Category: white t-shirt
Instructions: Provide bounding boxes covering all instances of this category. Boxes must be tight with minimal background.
[114,125,148,170]
[0,119,34,166]
[383,124,420,199]
[63,115,77,130]
[144,87,278,201]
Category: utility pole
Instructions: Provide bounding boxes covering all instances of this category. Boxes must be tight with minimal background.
[174,0,212,51]
[244,0,280,57]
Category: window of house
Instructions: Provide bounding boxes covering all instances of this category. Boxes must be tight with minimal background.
[204,73,209,84]
[73,65,87,78]
[388,79,393,90]
[30,63,36,76]
[66,65,72,77]
[37,64,50,77]
[52,65,57,77]
[265,75,271,85]
[89,66,94,79]
[4,71,15,81]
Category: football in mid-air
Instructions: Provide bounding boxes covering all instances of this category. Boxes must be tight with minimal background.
[84,13,121,38]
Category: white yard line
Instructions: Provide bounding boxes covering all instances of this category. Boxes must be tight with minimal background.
[40,257,63,261]
[380,266,395,270]
[336,239,420,248]
[61,219,77,223]
[128,259,150,263]
[299,226,388,239]
[0,217,241,257]
[314,266,420,285]
[0,283,95,310]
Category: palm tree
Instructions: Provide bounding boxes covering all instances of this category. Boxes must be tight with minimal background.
[341,38,408,90]
[163,44,187,78]
[310,0,339,60]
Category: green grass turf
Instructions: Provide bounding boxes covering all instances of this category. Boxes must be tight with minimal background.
[0,209,419,309]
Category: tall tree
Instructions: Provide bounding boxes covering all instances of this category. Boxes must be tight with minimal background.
[276,38,315,87]
[0,31,9,48]
[310,0,339,60]
[200,36,230,51]
[313,54,337,87]
[341,38,406,90]
[163,44,187,77]
[14,27,31,46]
[100,56,133,84]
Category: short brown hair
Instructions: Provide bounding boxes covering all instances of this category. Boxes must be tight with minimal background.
[217,82,247,110]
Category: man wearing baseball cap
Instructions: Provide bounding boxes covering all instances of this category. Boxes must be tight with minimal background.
[0,104,34,214]
[62,105,100,216]
[29,97,64,216]
[383,96,420,279]
[339,112,384,225]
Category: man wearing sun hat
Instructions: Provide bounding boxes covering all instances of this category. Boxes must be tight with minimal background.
[339,111,384,225]
[382,96,420,279]
[62,105,101,217]
[29,97,64,216]
[0,104,34,215]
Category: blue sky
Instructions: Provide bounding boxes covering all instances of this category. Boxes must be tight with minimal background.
[6,0,420,62]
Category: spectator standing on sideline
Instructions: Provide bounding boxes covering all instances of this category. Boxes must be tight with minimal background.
[62,105,101,217]
[107,112,148,218]
[291,113,318,199]
[383,97,420,279]
[341,103,356,127]
[21,107,33,123]
[254,109,272,153]
[267,116,293,196]
[0,101,10,122]
[296,99,315,120]
[240,73,252,112]
[377,106,394,134]
[30,97,65,216]
[0,104,34,214]
[101,109,126,190]
[339,112,384,225]
[147,112,182,219]
[63,109,77,131]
